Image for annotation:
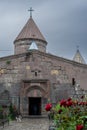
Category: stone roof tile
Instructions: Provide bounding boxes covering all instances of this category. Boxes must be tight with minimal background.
[14,17,47,43]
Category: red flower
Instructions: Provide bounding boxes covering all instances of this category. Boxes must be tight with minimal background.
[58,109,62,114]
[66,100,73,107]
[67,97,72,101]
[76,124,84,130]
[60,99,73,107]
[60,99,66,107]
[79,102,85,106]
[45,103,52,111]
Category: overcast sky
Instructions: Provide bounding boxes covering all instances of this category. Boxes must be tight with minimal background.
[0,0,87,62]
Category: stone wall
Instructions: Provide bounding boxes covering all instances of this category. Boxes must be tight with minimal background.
[0,50,87,114]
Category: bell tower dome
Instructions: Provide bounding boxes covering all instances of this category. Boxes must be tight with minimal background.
[14,8,47,54]
[73,47,86,64]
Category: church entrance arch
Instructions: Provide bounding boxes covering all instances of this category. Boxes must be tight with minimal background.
[27,87,43,115]
[20,79,50,115]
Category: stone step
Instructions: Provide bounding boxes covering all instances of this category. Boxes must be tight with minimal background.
[23,115,48,118]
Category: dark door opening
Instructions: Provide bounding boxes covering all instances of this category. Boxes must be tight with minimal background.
[29,97,41,115]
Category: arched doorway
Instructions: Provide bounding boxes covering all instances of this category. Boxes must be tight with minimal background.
[29,97,41,115]
[20,79,50,115]
[27,88,42,115]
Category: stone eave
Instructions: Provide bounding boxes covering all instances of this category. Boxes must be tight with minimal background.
[30,50,87,68]
[0,50,87,68]
[0,52,32,61]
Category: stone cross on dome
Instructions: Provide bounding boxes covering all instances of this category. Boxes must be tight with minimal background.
[28,7,34,18]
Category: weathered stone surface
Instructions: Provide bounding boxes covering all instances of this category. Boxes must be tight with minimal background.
[0,50,87,115]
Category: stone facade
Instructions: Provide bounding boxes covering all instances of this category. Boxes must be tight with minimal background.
[0,50,87,115]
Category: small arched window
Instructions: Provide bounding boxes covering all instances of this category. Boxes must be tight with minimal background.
[72,78,75,85]
[35,72,37,76]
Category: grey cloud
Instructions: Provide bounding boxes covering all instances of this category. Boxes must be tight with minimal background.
[0,0,87,62]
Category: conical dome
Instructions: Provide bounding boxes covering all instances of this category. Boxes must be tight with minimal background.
[14,17,47,43]
[73,49,86,64]
[14,17,47,54]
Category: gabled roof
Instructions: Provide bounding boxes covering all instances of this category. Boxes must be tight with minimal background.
[14,17,47,43]
[73,49,86,64]
[29,41,38,50]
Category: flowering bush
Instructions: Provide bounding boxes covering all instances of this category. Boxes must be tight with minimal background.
[45,96,87,130]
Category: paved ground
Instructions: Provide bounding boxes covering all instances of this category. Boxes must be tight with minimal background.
[0,118,49,130]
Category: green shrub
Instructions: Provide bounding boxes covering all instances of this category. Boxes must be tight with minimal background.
[6,60,11,65]
[0,105,3,119]
[8,103,16,120]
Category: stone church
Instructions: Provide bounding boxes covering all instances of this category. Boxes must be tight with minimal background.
[0,11,87,116]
